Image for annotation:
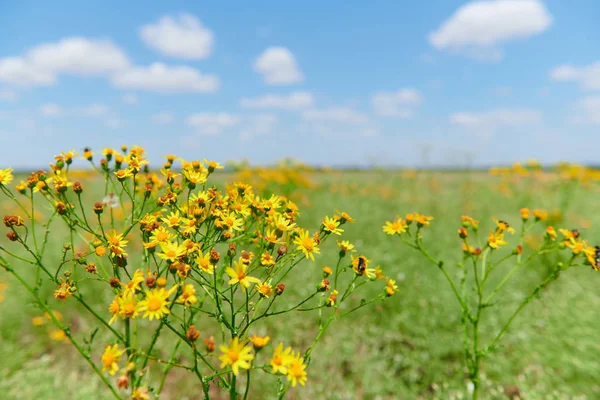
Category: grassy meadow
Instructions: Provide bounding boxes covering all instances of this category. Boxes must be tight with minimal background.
[1,167,599,399]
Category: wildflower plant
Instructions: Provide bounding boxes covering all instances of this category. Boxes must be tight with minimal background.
[0,147,393,399]
[383,210,596,400]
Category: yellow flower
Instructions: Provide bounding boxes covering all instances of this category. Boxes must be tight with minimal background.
[101,344,125,375]
[385,277,398,296]
[0,168,14,186]
[383,219,408,235]
[132,387,150,400]
[118,292,140,320]
[122,269,145,294]
[204,158,224,172]
[109,296,120,324]
[492,217,515,234]
[286,352,308,387]
[195,251,215,274]
[293,229,320,260]
[337,240,356,254]
[545,226,557,241]
[177,283,198,307]
[182,168,208,186]
[533,209,549,221]
[106,230,129,258]
[219,337,254,376]
[114,168,133,181]
[226,260,261,290]
[322,216,344,235]
[270,343,293,374]
[351,255,375,278]
[487,230,508,249]
[158,241,186,262]
[415,213,434,227]
[162,211,182,228]
[32,316,46,326]
[49,328,68,342]
[270,214,296,232]
[461,215,479,229]
[263,229,283,246]
[520,208,530,220]
[143,226,175,249]
[53,280,73,301]
[260,253,275,267]
[334,211,355,223]
[256,282,273,298]
[249,334,270,350]
[217,211,244,232]
[138,286,177,321]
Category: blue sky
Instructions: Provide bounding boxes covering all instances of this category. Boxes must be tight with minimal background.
[0,0,598,168]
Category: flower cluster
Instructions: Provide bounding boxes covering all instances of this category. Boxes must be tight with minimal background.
[383,209,596,400]
[0,146,392,399]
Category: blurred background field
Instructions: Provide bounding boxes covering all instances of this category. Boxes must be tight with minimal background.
[1,163,599,399]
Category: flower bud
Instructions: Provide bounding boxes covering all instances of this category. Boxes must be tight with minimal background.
[210,248,220,263]
[277,245,287,256]
[228,243,237,257]
[186,325,200,341]
[93,202,104,215]
[156,277,167,287]
[116,375,129,390]
[317,279,330,292]
[204,336,216,353]
[6,231,18,241]
[275,283,286,296]
[85,263,97,274]
[145,275,157,288]
[109,277,120,288]
[72,182,83,194]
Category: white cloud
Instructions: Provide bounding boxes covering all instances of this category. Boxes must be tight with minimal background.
[39,103,111,118]
[152,112,175,124]
[186,112,239,135]
[140,14,214,60]
[429,0,552,61]
[112,63,219,93]
[0,88,17,102]
[26,37,130,75]
[0,57,56,87]
[571,96,600,124]
[40,103,63,117]
[0,37,129,87]
[122,93,138,105]
[78,103,109,117]
[451,108,542,136]
[371,89,423,117]
[240,114,278,141]
[240,92,313,110]
[302,107,369,123]
[254,47,303,85]
[549,62,600,91]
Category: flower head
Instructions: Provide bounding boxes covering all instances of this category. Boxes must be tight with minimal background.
[293,229,320,260]
[101,344,124,375]
[138,286,177,321]
[322,216,344,235]
[383,218,408,235]
[270,343,293,374]
[219,337,254,376]
[286,352,308,387]
[226,259,260,289]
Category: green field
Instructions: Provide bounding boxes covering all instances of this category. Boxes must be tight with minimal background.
[1,170,598,399]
